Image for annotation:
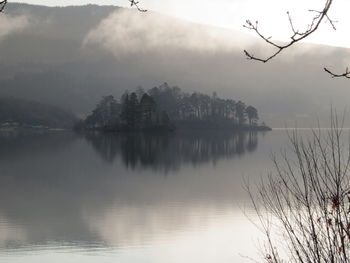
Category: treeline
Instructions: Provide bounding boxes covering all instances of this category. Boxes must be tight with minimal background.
[0,97,77,129]
[83,92,174,131]
[148,83,260,128]
[81,83,269,132]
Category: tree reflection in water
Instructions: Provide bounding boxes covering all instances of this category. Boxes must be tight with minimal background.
[0,129,265,254]
[84,131,259,172]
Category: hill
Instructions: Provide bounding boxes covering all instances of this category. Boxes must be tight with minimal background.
[0,97,77,128]
[0,3,349,127]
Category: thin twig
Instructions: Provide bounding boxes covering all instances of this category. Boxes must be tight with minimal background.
[129,0,147,12]
[243,0,350,79]
[324,67,350,79]
[243,0,334,63]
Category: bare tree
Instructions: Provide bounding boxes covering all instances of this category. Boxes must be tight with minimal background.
[244,0,350,79]
[247,115,350,262]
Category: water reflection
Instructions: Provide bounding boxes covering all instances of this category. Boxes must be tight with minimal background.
[0,130,77,160]
[84,131,259,172]
[0,130,271,263]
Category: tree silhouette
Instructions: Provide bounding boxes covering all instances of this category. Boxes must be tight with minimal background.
[83,84,266,131]
[85,95,120,128]
[247,115,350,263]
[120,92,140,128]
[235,101,246,126]
[139,93,156,127]
[147,83,263,128]
[246,105,258,126]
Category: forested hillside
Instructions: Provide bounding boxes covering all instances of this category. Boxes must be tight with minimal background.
[0,97,77,129]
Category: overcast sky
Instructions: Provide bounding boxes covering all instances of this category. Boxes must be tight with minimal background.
[9,0,350,48]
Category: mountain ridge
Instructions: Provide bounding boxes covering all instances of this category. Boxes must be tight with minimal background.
[0,3,349,127]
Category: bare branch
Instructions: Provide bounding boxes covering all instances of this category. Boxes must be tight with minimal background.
[129,0,147,12]
[243,0,334,63]
[0,0,7,12]
[244,0,350,79]
[324,67,350,79]
[248,113,350,262]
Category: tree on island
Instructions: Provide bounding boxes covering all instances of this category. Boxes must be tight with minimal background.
[120,92,140,129]
[246,105,258,126]
[82,83,268,132]
[85,95,120,128]
[139,93,157,127]
[235,101,246,126]
[84,90,175,131]
[146,83,268,129]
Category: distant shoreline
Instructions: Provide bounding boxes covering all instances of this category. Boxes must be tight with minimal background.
[0,124,272,133]
[76,124,272,134]
[271,127,350,130]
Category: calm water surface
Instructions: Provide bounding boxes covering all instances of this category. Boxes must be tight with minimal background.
[0,130,292,263]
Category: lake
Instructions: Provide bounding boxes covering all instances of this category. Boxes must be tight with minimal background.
[0,129,292,263]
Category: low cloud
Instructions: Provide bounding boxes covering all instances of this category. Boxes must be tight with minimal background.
[0,15,29,40]
[84,9,255,56]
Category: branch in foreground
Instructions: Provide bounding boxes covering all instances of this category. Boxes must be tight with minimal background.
[244,0,350,79]
[243,0,334,63]
[129,0,147,12]
[248,114,350,263]
[324,67,350,79]
[0,0,7,12]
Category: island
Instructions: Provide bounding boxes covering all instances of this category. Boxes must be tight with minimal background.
[77,83,271,132]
